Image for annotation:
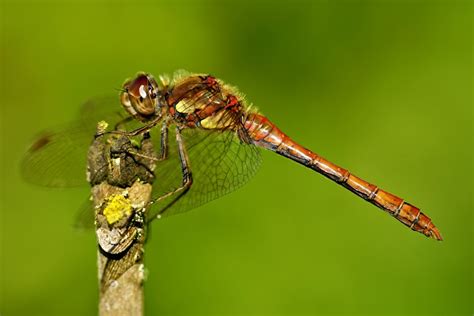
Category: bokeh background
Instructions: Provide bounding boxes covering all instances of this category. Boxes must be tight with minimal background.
[1,0,472,315]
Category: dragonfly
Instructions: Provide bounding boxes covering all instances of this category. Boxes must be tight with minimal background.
[22,70,442,240]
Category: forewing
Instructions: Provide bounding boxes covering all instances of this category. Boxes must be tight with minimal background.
[73,198,95,230]
[147,126,262,219]
[79,95,127,123]
[21,96,127,187]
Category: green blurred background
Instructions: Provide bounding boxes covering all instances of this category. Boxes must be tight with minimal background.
[1,0,472,315]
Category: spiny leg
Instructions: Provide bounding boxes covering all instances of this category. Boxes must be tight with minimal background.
[158,120,169,161]
[126,121,169,162]
[98,113,163,138]
[151,126,193,219]
[114,116,134,131]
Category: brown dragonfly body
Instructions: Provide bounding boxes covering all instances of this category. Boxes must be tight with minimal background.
[119,72,442,240]
[22,71,442,240]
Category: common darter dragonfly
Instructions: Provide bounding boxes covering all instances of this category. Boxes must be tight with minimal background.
[22,71,442,240]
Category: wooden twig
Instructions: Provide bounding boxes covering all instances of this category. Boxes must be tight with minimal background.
[87,123,156,316]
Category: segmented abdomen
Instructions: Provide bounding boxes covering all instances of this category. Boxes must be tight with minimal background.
[244,113,442,240]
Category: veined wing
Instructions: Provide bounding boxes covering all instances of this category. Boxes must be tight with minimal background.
[147,125,262,219]
[21,95,129,187]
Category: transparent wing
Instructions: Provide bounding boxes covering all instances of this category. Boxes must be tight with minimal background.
[21,95,129,187]
[79,95,125,123]
[147,126,262,219]
[73,198,95,230]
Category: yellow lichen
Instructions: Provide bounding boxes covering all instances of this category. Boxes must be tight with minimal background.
[96,120,109,134]
[103,194,132,225]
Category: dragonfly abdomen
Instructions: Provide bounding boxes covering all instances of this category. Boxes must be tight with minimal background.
[244,113,442,240]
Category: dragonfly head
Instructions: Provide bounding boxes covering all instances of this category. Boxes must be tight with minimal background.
[120,73,161,121]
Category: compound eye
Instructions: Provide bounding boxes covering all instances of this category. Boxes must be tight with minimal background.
[138,84,148,101]
[120,73,158,117]
[148,83,157,99]
[128,74,149,98]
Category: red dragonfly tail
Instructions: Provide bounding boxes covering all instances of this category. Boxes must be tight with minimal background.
[243,113,442,241]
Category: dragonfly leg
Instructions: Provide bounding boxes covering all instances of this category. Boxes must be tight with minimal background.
[152,126,193,218]
[98,112,163,138]
[158,120,169,161]
[113,116,134,131]
[124,114,162,136]
[126,121,169,162]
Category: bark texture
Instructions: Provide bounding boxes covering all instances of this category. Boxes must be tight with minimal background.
[88,129,156,316]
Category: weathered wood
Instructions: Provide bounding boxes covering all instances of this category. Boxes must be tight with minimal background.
[88,126,156,316]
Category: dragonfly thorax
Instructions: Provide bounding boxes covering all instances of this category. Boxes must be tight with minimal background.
[166,75,246,130]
